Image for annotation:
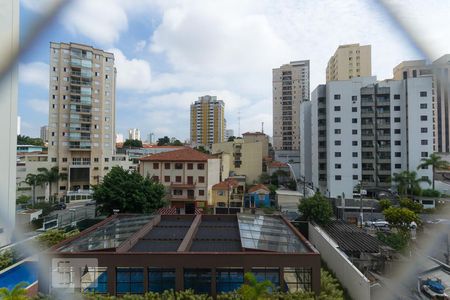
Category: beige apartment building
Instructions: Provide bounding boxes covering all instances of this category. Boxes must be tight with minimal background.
[272,60,310,153]
[47,42,116,196]
[326,44,371,82]
[139,148,220,212]
[393,56,450,152]
[242,132,269,157]
[190,95,225,148]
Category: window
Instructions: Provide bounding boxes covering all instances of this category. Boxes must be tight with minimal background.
[394,117,400,123]
[421,127,428,133]
[199,190,205,196]
[334,94,341,100]
[334,106,341,111]
[395,164,401,169]
[421,115,428,121]
[252,268,279,290]
[335,175,342,180]
[153,163,159,169]
[187,163,193,170]
[62,158,67,162]
[335,164,341,169]
[352,129,358,135]
[175,176,182,183]
[352,152,358,157]
[420,103,427,109]
[395,140,401,146]
[421,165,429,169]
[164,176,170,183]
[394,106,400,111]
[175,163,183,169]
[59,186,66,191]
[198,176,205,183]
[421,152,428,157]
[334,129,341,134]
[352,118,357,124]
[94,158,99,162]
[148,268,175,293]
[334,117,341,123]
[216,268,244,293]
[283,268,312,292]
[335,152,341,157]
[353,163,358,169]
[197,163,205,170]
[352,96,357,101]
[173,190,182,196]
[81,267,108,294]
[51,158,57,162]
[352,141,358,146]
[164,163,170,169]
[394,94,400,100]
[394,129,401,134]
[184,269,211,294]
[116,268,144,294]
[152,176,159,182]
[352,107,357,112]
[353,175,358,180]
[420,91,427,97]
[105,158,109,162]
[395,152,401,157]
[421,140,428,145]
[334,140,341,146]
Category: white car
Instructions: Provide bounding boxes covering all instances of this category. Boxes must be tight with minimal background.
[365,219,389,228]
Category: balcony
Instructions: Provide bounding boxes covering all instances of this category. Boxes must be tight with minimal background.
[170,182,196,188]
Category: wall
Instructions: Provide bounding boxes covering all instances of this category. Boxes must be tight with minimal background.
[299,101,312,182]
[308,224,371,300]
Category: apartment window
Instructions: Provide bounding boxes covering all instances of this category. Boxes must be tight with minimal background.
[62,158,67,162]
[395,140,401,146]
[51,157,56,162]
[352,141,358,146]
[352,163,358,169]
[352,107,357,112]
[199,190,205,196]
[334,129,341,134]
[187,163,193,170]
[153,163,159,169]
[420,103,427,109]
[421,140,428,145]
[395,164,401,169]
[352,118,357,124]
[394,129,401,134]
[334,140,341,146]
[395,152,401,157]
[334,117,341,123]
[353,175,358,180]
[352,152,358,157]
[335,164,341,169]
[335,152,341,157]
[52,95,56,99]
[164,176,170,183]
[352,129,358,135]
[175,163,183,169]
[175,176,182,183]
[334,94,341,100]
[420,115,428,121]
[105,158,109,162]
[352,96,357,101]
[335,175,342,181]
[94,158,99,162]
[173,190,182,196]
[152,176,159,182]
[60,186,66,191]
[421,127,428,133]
[394,117,400,123]
[334,106,341,111]
[197,163,205,170]
[164,163,170,169]
[394,94,400,100]
[421,152,428,157]
[394,106,400,111]
[198,176,205,183]
[421,165,429,170]
[420,91,427,97]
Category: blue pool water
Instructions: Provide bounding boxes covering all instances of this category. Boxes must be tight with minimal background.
[0,261,38,290]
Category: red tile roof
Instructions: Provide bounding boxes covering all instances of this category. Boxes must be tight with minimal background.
[248,184,270,193]
[212,178,240,190]
[139,147,211,162]
[269,161,288,168]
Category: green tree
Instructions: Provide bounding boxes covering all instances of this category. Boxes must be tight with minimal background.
[399,198,423,214]
[38,167,67,202]
[227,136,236,142]
[36,229,79,249]
[378,199,392,211]
[318,269,344,300]
[417,153,449,190]
[392,171,430,196]
[194,145,210,154]
[24,173,44,205]
[258,173,271,184]
[93,166,166,215]
[0,282,28,300]
[16,195,31,206]
[123,139,143,148]
[157,136,171,146]
[17,134,44,146]
[0,250,13,270]
[377,232,409,251]
[298,192,333,225]
[383,207,420,232]
[171,139,183,146]
[237,272,273,300]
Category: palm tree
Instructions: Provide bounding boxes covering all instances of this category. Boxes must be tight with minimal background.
[24,173,44,206]
[417,153,449,190]
[237,272,273,300]
[0,282,28,300]
[38,166,67,202]
[392,171,431,196]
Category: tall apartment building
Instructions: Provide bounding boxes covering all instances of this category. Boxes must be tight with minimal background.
[302,76,433,198]
[0,0,19,247]
[393,55,450,153]
[326,44,371,82]
[190,95,225,147]
[128,128,141,141]
[40,125,48,142]
[47,42,116,194]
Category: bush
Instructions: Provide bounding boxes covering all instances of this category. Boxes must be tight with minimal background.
[299,193,333,225]
[377,232,409,251]
[0,250,13,270]
[421,189,440,197]
[399,198,423,214]
[36,229,79,249]
[378,199,392,211]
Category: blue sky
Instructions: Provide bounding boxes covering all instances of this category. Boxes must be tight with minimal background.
[17,0,450,141]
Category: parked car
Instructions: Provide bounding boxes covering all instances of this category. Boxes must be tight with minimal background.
[85,200,96,206]
[364,219,389,228]
[52,202,66,210]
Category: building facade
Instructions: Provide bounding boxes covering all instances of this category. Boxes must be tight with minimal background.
[47,42,116,195]
[128,128,141,141]
[139,148,220,212]
[326,44,371,82]
[190,95,225,147]
[393,55,450,153]
[0,0,19,246]
[304,76,433,198]
[40,125,49,142]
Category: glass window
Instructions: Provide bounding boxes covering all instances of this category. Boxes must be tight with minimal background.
[420,103,427,109]
[148,268,175,293]
[184,269,211,294]
[197,163,205,170]
[420,91,427,97]
[175,163,183,169]
[165,163,170,169]
[334,117,341,123]
[421,115,428,121]
[116,267,144,294]
[153,163,159,169]
[334,94,341,100]
[81,267,108,294]
[216,268,244,293]
[284,267,312,292]
[187,163,193,170]
[252,268,279,290]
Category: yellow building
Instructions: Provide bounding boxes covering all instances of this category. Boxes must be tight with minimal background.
[326,44,371,82]
[190,95,225,148]
[210,178,244,211]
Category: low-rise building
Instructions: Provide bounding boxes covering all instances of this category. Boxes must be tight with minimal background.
[139,148,220,212]
[211,178,244,213]
[247,184,270,208]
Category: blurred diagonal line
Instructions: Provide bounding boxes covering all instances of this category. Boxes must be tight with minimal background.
[0,0,68,83]
[376,0,432,61]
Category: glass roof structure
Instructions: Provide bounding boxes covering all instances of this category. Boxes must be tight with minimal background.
[58,215,154,252]
[237,214,308,253]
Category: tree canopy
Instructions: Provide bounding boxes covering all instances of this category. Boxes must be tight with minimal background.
[392,170,430,196]
[123,139,143,148]
[383,207,420,232]
[417,153,449,190]
[157,136,183,146]
[17,134,44,146]
[298,192,333,225]
[93,166,166,215]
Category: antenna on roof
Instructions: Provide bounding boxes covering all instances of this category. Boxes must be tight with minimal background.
[261,122,264,133]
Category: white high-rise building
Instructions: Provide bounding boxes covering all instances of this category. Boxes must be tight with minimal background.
[225,129,234,140]
[40,125,48,142]
[116,133,124,143]
[128,128,141,141]
[0,0,19,246]
[302,76,433,198]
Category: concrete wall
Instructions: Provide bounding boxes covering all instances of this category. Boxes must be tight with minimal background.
[308,224,371,300]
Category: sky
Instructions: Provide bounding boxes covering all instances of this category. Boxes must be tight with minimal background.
[17,0,450,141]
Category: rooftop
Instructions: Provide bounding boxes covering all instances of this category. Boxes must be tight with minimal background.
[139,147,211,162]
[248,184,270,193]
[212,178,240,190]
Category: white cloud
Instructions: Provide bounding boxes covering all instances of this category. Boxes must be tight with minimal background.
[19,62,49,89]
[135,40,147,52]
[108,48,152,91]
[20,0,62,13]
[27,99,48,114]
